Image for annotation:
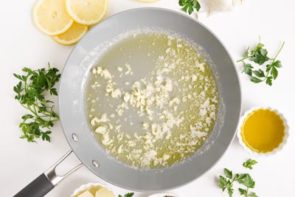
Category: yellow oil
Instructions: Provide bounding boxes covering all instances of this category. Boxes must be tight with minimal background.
[86,32,218,168]
[241,109,285,153]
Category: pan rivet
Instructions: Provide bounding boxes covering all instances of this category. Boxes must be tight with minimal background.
[72,133,79,142]
[92,160,100,168]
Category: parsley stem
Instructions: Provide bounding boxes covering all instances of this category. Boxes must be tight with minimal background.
[246,187,249,197]
[272,42,285,60]
[237,56,249,63]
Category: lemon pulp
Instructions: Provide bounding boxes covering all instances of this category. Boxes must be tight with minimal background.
[241,109,285,153]
[53,22,88,45]
[66,0,108,25]
[33,0,73,35]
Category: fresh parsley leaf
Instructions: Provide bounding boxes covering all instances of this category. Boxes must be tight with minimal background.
[239,41,284,86]
[217,159,258,197]
[266,63,272,72]
[272,60,282,68]
[227,186,234,197]
[237,173,255,188]
[239,188,247,195]
[243,159,258,170]
[266,76,273,86]
[250,76,263,83]
[218,175,228,191]
[224,168,233,179]
[118,193,134,197]
[179,0,201,15]
[243,63,253,76]
[271,67,278,79]
[218,175,234,197]
[248,43,269,65]
[253,69,265,78]
[13,64,61,142]
[249,192,258,197]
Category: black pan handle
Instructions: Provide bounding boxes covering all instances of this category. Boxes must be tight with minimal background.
[14,151,82,197]
[14,174,54,197]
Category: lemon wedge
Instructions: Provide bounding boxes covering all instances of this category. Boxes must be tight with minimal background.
[53,22,88,45]
[66,0,108,25]
[33,0,73,35]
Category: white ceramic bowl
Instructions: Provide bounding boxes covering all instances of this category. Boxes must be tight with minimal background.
[237,107,289,155]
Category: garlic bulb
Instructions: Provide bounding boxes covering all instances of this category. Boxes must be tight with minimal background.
[200,0,242,13]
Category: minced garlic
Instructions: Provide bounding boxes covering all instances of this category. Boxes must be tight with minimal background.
[86,32,218,168]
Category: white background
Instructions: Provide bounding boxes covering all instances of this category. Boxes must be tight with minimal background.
[1,0,295,196]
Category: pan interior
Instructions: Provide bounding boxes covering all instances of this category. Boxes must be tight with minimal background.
[85,30,219,169]
[60,8,241,191]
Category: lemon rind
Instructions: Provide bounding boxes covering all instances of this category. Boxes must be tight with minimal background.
[65,0,108,26]
[52,25,88,46]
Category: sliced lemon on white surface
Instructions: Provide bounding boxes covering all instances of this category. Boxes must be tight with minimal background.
[33,0,73,35]
[66,0,108,25]
[52,22,88,45]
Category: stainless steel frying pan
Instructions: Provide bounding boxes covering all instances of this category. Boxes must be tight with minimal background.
[14,8,241,197]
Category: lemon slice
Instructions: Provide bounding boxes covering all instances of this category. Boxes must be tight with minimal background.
[33,0,73,35]
[53,22,88,45]
[66,0,108,25]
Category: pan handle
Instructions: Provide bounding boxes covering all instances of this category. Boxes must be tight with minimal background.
[14,150,82,197]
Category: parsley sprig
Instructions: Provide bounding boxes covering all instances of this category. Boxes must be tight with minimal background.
[179,0,201,14]
[239,41,284,86]
[218,159,258,197]
[13,65,61,142]
[243,159,257,170]
[118,193,134,197]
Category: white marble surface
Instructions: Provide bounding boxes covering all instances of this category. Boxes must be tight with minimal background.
[0,0,295,196]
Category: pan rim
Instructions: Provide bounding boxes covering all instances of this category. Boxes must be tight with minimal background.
[59,7,242,191]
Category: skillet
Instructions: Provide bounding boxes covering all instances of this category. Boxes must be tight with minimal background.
[14,8,241,197]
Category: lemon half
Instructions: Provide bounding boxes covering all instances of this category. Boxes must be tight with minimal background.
[66,0,108,25]
[53,22,88,45]
[33,0,73,35]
